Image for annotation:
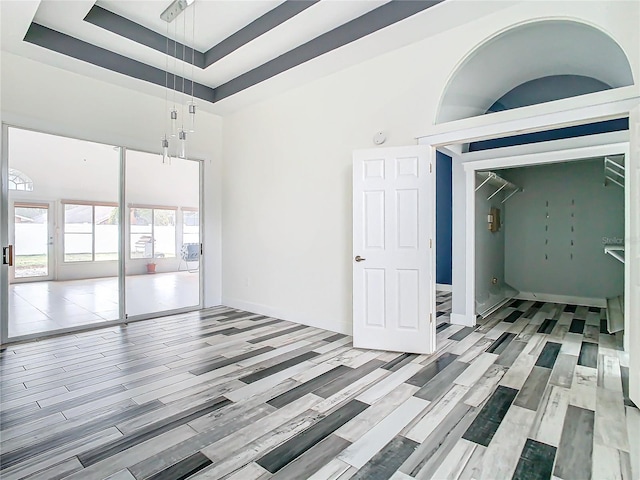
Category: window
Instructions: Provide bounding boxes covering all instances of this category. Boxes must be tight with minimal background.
[8,168,33,191]
[63,202,119,262]
[130,207,176,259]
[182,208,199,245]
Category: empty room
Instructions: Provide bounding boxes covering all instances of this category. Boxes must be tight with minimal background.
[1,1,639,479]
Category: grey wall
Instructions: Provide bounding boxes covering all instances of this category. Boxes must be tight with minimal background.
[474,182,509,315]
[502,159,624,299]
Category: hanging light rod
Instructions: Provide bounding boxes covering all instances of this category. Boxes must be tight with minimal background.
[160,0,195,23]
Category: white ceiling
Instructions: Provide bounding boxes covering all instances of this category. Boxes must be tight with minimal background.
[0,0,519,114]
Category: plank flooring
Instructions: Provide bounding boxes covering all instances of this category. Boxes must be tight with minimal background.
[1,292,637,480]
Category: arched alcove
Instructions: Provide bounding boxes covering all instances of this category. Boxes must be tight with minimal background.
[436,20,634,124]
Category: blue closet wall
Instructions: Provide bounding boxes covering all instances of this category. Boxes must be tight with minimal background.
[436,151,453,285]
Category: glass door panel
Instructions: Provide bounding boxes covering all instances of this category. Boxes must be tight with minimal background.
[12,204,52,280]
[6,127,121,338]
[125,150,201,318]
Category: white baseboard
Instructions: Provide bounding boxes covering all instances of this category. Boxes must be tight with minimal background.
[436,283,453,292]
[515,292,606,308]
[221,297,352,335]
[450,313,475,327]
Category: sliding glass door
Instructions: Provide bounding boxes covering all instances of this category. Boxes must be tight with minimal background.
[125,150,201,318]
[1,126,203,342]
[3,127,121,338]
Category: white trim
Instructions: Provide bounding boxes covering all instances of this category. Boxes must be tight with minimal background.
[515,292,606,308]
[223,297,351,335]
[450,313,474,327]
[418,88,639,146]
[416,89,639,350]
[436,283,452,292]
[463,141,627,328]
[462,141,628,172]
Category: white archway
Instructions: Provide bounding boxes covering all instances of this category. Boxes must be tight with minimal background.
[436,19,635,124]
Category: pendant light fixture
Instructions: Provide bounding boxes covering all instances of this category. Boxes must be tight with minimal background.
[161,0,196,164]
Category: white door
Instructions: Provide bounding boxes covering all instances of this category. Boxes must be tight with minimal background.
[353,146,435,353]
[628,105,640,406]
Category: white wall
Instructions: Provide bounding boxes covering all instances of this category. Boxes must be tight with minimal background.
[222,1,640,334]
[1,52,223,306]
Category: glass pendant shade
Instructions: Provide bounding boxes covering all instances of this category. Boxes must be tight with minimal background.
[178,130,187,159]
[162,137,170,164]
[170,108,178,137]
[188,102,196,132]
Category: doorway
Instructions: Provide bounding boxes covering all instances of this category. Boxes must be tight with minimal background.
[1,126,204,342]
[473,155,625,333]
[10,202,54,282]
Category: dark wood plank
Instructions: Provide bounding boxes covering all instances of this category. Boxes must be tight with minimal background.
[146,452,212,480]
[513,366,552,411]
[267,365,352,408]
[568,319,585,334]
[414,361,469,401]
[462,385,518,447]
[78,397,232,467]
[313,359,384,398]
[536,319,557,334]
[256,400,369,473]
[577,342,598,368]
[512,438,556,480]
[503,311,523,323]
[238,351,319,384]
[554,406,594,480]
[535,341,561,369]
[486,332,515,354]
[448,326,475,341]
[381,353,418,372]
[350,435,419,480]
[406,353,458,387]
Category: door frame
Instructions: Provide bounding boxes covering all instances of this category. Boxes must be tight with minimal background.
[9,199,56,283]
[0,124,206,346]
[462,138,629,344]
[418,87,639,326]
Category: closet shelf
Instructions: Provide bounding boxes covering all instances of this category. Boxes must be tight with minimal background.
[475,171,522,203]
[604,245,625,264]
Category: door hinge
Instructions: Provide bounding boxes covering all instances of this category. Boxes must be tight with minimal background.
[200,243,203,255]
[430,313,433,324]
[429,238,432,248]
[430,163,433,173]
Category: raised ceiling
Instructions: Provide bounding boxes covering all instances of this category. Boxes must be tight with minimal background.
[0,0,518,114]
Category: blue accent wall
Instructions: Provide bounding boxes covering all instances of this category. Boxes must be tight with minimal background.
[469,117,628,152]
[436,151,452,285]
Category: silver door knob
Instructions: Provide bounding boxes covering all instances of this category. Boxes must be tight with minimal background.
[355,255,366,262]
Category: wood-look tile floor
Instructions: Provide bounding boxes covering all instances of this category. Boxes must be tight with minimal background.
[1,292,638,480]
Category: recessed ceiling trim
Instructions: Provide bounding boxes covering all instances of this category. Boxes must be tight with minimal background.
[214,0,444,102]
[203,0,320,67]
[84,1,320,70]
[84,5,206,68]
[23,0,444,105]
[24,23,216,103]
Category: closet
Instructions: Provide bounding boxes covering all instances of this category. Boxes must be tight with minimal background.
[474,156,625,333]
